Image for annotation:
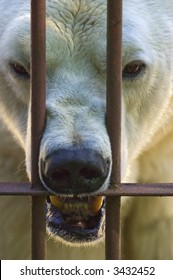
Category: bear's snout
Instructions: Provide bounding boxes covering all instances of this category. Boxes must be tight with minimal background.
[40,148,110,195]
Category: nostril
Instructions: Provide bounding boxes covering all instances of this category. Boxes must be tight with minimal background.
[80,167,103,180]
[50,169,70,181]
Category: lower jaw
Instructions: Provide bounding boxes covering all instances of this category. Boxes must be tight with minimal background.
[46,199,105,244]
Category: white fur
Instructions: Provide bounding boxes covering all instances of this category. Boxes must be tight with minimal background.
[0,0,173,259]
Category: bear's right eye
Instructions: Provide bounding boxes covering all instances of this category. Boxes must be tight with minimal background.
[10,62,30,79]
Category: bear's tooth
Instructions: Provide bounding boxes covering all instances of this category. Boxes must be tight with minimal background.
[90,196,103,214]
[50,196,103,215]
[50,196,63,210]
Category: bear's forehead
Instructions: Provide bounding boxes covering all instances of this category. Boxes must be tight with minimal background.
[45,0,150,43]
[45,0,147,55]
[47,0,106,17]
[3,0,162,67]
[46,0,106,36]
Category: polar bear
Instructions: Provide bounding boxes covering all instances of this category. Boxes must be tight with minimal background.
[0,0,173,260]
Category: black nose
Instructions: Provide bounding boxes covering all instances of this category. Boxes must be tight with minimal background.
[41,149,109,195]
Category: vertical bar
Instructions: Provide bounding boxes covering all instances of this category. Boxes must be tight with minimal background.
[31,196,46,259]
[106,0,122,260]
[106,0,122,179]
[106,197,121,259]
[31,0,46,260]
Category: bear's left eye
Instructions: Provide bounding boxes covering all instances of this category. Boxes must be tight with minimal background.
[10,62,30,79]
[123,61,146,80]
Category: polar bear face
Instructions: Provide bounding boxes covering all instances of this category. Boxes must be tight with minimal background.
[0,0,173,244]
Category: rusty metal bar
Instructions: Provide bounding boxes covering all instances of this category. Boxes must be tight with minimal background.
[102,184,173,196]
[31,0,46,260]
[106,197,121,259]
[2,182,173,196]
[105,0,122,259]
[31,196,46,259]
[106,1,122,185]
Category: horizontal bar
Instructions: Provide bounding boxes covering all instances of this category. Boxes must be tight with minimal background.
[101,184,173,196]
[1,182,173,196]
[0,182,46,195]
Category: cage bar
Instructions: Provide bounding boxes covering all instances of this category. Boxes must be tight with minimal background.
[105,0,122,259]
[2,182,173,196]
[30,0,46,260]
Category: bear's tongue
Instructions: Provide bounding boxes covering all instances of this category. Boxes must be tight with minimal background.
[49,196,103,229]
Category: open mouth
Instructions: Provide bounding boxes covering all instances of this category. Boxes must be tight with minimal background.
[46,195,105,244]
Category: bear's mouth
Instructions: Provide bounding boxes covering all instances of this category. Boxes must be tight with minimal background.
[46,195,105,243]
